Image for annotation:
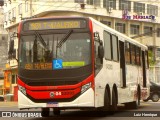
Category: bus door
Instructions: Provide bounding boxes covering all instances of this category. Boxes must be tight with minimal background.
[142,51,147,87]
[119,41,126,88]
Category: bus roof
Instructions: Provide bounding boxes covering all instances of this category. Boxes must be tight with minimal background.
[20,16,147,50]
[89,17,148,50]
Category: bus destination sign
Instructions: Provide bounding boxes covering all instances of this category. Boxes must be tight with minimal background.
[23,19,87,31]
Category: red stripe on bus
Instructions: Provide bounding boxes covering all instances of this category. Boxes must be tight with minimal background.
[18,74,94,91]
[27,87,81,99]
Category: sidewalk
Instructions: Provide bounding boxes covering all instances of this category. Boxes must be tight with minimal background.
[0,102,18,107]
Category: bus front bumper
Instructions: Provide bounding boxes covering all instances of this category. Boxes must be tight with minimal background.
[18,88,94,109]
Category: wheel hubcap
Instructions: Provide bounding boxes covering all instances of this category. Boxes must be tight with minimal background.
[153,94,159,101]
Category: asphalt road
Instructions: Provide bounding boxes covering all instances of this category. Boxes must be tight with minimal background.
[0,101,160,120]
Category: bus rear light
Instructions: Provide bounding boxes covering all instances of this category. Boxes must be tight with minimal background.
[18,85,26,95]
[81,82,91,94]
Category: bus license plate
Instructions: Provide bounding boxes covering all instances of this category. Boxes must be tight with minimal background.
[47,102,59,107]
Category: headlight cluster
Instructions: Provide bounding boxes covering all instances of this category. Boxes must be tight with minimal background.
[81,82,91,94]
[18,85,26,95]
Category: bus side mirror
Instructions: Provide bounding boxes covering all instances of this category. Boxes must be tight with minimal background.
[98,40,104,64]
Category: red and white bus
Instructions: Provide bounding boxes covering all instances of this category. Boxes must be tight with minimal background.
[17,16,150,116]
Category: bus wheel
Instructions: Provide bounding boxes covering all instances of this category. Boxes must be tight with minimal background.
[103,89,110,112]
[135,88,140,108]
[53,108,60,116]
[41,108,50,117]
[111,90,118,112]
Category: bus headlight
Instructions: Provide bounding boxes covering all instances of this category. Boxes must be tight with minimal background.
[81,82,91,94]
[18,85,26,95]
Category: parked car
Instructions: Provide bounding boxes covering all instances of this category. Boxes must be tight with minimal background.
[0,95,4,101]
[144,81,160,102]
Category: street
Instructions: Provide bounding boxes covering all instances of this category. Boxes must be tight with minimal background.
[0,101,160,120]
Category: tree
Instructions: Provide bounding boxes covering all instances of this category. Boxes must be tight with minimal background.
[148,50,156,66]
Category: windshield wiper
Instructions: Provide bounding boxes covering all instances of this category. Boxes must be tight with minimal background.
[57,29,73,48]
[34,31,47,49]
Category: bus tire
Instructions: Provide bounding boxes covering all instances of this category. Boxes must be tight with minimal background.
[111,90,118,112]
[135,87,141,108]
[103,88,110,112]
[41,108,50,117]
[53,108,61,116]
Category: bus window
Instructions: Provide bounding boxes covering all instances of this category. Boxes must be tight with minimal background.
[104,31,112,60]
[125,42,130,64]
[145,51,149,68]
[136,47,141,66]
[112,35,119,62]
[130,44,136,65]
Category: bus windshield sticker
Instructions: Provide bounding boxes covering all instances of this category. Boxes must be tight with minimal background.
[63,61,85,67]
[25,63,52,69]
[53,59,63,69]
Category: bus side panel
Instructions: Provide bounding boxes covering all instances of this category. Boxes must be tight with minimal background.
[92,20,120,107]
[91,19,149,107]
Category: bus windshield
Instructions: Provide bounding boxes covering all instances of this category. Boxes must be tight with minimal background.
[19,33,91,70]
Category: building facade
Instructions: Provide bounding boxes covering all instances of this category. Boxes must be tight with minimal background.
[3,0,160,95]
[0,5,8,96]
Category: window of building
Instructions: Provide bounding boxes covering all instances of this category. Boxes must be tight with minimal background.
[12,7,16,18]
[75,0,84,3]
[112,35,119,61]
[8,11,11,21]
[87,0,93,5]
[18,3,22,15]
[94,0,100,7]
[0,25,4,31]
[119,0,131,11]
[125,42,131,64]
[130,44,136,65]
[4,13,7,22]
[144,26,153,36]
[157,28,160,37]
[115,23,125,34]
[103,0,116,9]
[25,1,29,12]
[104,31,112,60]
[130,24,139,35]
[2,36,5,40]
[147,4,158,16]
[100,20,111,27]
[134,2,145,13]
